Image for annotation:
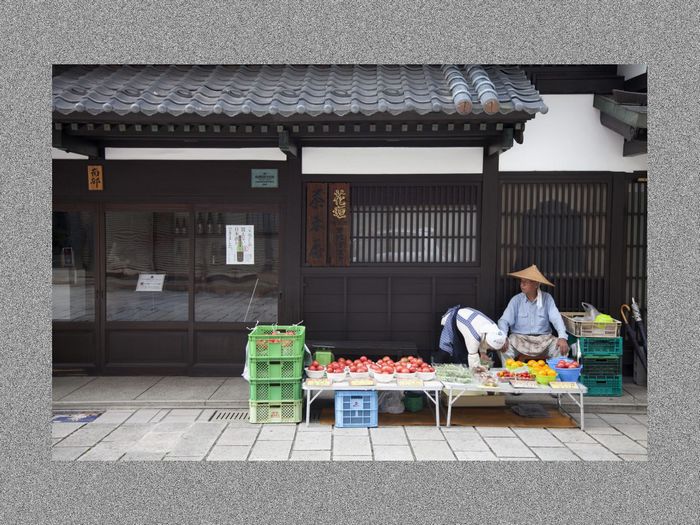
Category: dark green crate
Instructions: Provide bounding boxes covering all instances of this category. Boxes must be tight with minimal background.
[568,335,623,356]
[248,356,303,381]
[581,354,622,376]
[249,379,302,402]
[581,375,623,397]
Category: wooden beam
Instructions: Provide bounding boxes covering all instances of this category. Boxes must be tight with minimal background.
[52,129,100,158]
[487,128,514,156]
[623,139,647,157]
[278,130,298,157]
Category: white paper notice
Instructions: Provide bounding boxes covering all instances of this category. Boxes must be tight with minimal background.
[226,225,254,264]
[135,273,166,292]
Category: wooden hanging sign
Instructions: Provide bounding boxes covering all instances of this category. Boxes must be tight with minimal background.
[87,165,103,191]
[328,183,350,266]
[305,183,327,266]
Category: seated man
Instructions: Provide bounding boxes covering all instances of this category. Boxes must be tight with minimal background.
[497,265,569,364]
[438,305,507,369]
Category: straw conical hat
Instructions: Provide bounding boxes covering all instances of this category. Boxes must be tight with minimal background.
[507,265,554,287]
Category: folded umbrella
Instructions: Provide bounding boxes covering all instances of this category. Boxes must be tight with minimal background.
[621,304,647,371]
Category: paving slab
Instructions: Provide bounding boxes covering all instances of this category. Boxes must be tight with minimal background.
[207,446,251,461]
[291,450,331,461]
[405,427,445,441]
[169,422,226,457]
[163,456,204,461]
[217,427,259,447]
[102,423,156,443]
[208,377,250,401]
[333,455,372,461]
[597,413,640,425]
[150,409,170,423]
[513,428,564,448]
[454,450,498,461]
[567,443,621,461]
[631,414,649,425]
[130,432,185,453]
[152,421,193,433]
[484,437,536,458]
[52,447,89,461]
[160,409,203,422]
[77,442,132,461]
[52,377,97,400]
[581,423,621,435]
[52,422,85,439]
[258,425,297,441]
[126,409,162,424]
[370,427,408,446]
[293,431,332,451]
[333,435,372,456]
[442,431,490,452]
[135,377,226,401]
[54,424,118,448]
[476,427,516,438]
[411,440,456,461]
[297,424,333,433]
[94,410,135,425]
[501,457,539,461]
[121,452,165,461]
[637,440,648,448]
[532,447,580,461]
[611,424,648,441]
[373,445,414,461]
[547,429,597,444]
[52,438,63,446]
[332,427,368,436]
[248,440,292,461]
[592,434,648,455]
[60,376,162,402]
[619,454,648,461]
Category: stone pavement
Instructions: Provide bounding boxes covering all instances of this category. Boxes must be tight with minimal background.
[52,408,648,462]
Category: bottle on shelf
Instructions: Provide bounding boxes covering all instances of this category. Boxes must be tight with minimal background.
[216,213,224,234]
[181,216,187,236]
[206,213,213,234]
[174,218,181,235]
[196,213,204,235]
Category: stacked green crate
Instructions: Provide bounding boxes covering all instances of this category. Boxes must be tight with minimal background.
[247,325,305,423]
[568,335,623,396]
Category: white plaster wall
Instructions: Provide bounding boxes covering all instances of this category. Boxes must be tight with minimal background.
[302,147,483,174]
[499,95,647,173]
[104,147,286,160]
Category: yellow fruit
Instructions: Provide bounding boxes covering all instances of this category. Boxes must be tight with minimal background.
[527,360,536,366]
[537,360,545,366]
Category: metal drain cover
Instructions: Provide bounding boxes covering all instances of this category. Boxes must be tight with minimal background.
[209,409,249,421]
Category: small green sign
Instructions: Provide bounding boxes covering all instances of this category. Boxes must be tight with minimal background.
[251,168,278,188]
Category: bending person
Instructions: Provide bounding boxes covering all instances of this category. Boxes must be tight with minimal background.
[439,305,507,368]
[497,264,569,364]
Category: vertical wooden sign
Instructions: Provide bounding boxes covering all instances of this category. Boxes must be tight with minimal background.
[328,183,350,266]
[87,165,103,191]
[305,183,327,266]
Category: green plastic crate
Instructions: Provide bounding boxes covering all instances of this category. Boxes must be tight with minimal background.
[247,355,303,381]
[569,335,623,356]
[581,354,622,376]
[248,325,306,358]
[580,375,623,396]
[249,379,302,402]
[249,400,302,424]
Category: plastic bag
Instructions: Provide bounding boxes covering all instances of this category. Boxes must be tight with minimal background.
[378,391,405,414]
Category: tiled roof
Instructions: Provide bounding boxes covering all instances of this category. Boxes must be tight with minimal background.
[52,64,548,119]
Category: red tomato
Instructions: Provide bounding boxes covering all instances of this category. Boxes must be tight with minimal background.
[349,366,357,372]
[416,359,424,366]
[311,360,319,367]
[360,356,368,362]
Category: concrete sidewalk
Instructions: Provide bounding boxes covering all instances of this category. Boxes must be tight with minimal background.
[53,375,648,413]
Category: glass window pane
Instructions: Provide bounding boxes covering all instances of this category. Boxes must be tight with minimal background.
[106,211,190,321]
[52,211,95,321]
[195,211,279,323]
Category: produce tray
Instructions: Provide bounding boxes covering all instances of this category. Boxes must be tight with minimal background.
[334,391,378,428]
[247,355,304,381]
[249,400,303,424]
[249,379,302,402]
[569,335,623,356]
[561,312,621,338]
[248,325,305,358]
[580,375,623,397]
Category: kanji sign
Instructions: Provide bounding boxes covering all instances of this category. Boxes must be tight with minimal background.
[87,165,103,191]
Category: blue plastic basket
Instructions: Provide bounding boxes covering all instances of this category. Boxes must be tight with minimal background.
[547,356,574,369]
[555,365,583,382]
[334,391,378,428]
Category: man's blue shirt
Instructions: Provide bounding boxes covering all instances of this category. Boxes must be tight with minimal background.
[497,291,567,339]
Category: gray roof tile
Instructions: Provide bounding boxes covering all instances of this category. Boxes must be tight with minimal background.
[53,65,548,119]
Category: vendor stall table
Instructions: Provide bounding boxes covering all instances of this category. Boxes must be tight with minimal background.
[302,379,443,427]
[443,369,588,430]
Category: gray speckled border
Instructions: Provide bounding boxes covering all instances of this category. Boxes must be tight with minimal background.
[1,1,698,524]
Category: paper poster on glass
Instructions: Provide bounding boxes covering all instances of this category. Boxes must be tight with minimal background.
[226,225,254,264]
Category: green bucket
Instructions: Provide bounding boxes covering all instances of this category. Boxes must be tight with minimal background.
[403,392,424,413]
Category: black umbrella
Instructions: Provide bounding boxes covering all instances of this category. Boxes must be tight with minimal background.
[621,304,647,371]
[631,298,648,352]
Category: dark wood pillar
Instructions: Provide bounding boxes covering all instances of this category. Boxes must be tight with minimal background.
[282,152,303,324]
[479,150,500,319]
